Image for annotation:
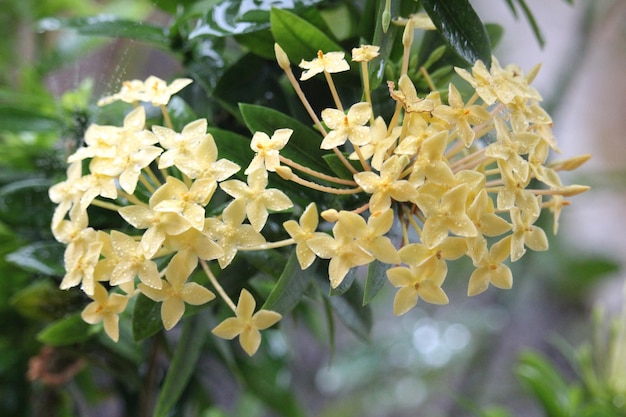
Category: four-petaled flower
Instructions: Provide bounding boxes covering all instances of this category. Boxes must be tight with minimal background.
[246,129,293,174]
[299,50,350,81]
[320,102,372,149]
[212,289,282,356]
[139,254,216,330]
[81,284,129,342]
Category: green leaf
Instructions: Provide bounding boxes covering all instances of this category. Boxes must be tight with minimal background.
[363,260,389,305]
[37,313,97,346]
[154,314,206,417]
[270,8,344,66]
[316,274,372,340]
[422,0,492,67]
[38,16,169,46]
[322,153,360,181]
[239,103,330,175]
[132,293,162,341]
[206,127,255,171]
[213,53,288,121]
[262,252,315,315]
[515,350,572,417]
[166,96,198,131]
[513,0,545,47]
[6,241,65,276]
[0,106,63,132]
[10,280,83,321]
[237,358,306,417]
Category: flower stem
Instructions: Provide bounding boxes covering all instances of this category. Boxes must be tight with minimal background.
[240,238,296,251]
[160,104,173,130]
[360,61,375,124]
[282,66,327,136]
[279,155,357,186]
[90,199,123,212]
[200,259,237,313]
[324,71,343,112]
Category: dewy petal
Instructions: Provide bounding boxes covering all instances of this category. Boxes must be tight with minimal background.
[161,297,185,330]
[347,102,372,126]
[321,108,347,130]
[165,252,195,288]
[181,283,215,305]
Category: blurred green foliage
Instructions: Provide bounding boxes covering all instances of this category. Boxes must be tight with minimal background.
[0,0,619,416]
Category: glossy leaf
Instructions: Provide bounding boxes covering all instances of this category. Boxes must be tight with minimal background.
[154,314,206,417]
[207,127,255,171]
[422,0,492,67]
[10,280,83,321]
[0,106,63,132]
[270,8,343,66]
[316,274,372,340]
[363,260,389,306]
[6,241,65,276]
[37,313,97,346]
[38,16,169,46]
[329,267,356,296]
[132,293,162,341]
[262,252,315,315]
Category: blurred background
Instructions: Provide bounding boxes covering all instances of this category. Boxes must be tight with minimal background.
[0,0,624,416]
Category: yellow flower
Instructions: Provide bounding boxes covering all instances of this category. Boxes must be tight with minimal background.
[155,118,210,171]
[152,176,215,231]
[351,45,380,62]
[307,213,375,288]
[299,50,350,81]
[407,130,455,188]
[283,203,319,269]
[320,102,372,149]
[119,185,192,258]
[387,262,449,316]
[354,155,417,213]
[60,238,102,296]
[467,236,513,296]
[220,168,293,232]
[81,283,129,342]
[98,76,193,106]
[390,75,435,114]
[420,183,478,248]
[350,116,400,171]
[138,254,215,330]
[204,199,266,268]
[467,189,511,237]
[509,204,548,262]
[76,172,118,209]
[49,162,83,226]
[109,230,162,289]
[163,223,224,267]
[212,289,282,356]
[432,83,491,147]
[245,129,292,174]
[454,57,539,105]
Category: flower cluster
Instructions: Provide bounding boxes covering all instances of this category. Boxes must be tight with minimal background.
[49,20,588,355]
